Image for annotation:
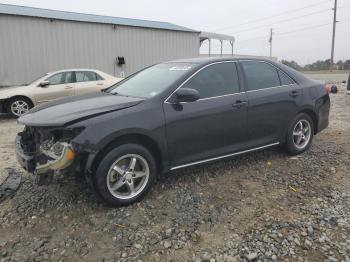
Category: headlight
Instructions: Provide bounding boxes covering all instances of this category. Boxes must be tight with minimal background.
[40,140,74,160]
[36,140,75,174]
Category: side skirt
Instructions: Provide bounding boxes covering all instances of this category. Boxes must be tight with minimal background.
[170,142,280,171]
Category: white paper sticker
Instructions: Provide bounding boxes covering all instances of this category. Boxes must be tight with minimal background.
[169,66,192,71]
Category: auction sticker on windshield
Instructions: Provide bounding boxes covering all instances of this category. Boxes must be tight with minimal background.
[169,66,192,71]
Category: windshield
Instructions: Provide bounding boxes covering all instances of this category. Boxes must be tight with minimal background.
[29,73,50,85]
[108,63,194,98]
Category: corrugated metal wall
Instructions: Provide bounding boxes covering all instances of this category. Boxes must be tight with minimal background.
[0,15,199,86]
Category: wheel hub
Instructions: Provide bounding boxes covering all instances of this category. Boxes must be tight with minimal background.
[125,172,133,181]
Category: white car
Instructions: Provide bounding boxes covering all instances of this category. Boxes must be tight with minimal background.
[0,69,123,117]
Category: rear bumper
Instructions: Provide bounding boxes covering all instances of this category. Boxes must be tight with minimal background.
[316,95,330,133]
[15,135,36,173]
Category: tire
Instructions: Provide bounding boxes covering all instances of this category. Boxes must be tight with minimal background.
[94,144,157,206]
[285,113,314,155]
[6,97,33,117]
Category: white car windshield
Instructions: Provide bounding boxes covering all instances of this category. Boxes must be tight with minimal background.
[108,63,194,98]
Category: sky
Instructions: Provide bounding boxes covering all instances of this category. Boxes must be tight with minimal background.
[1,0,349,65]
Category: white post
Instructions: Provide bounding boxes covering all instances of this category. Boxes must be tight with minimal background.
[208,39,211,57]
[220,40,223,56]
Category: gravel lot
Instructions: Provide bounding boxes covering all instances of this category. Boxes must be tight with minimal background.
[0,80,350,261]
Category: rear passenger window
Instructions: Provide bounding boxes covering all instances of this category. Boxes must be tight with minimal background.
[278,70,295,85]
[76,71,97,82]
[182,62,240,99]
[241,61,280,91]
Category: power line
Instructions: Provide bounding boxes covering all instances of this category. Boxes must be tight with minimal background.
[235,36,268,44]
[230,9,331,34]
[212,0,331,32]
[235,19,348,43]
[275,22,333,36]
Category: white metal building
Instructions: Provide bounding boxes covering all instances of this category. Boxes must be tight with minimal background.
[0,4,202,86]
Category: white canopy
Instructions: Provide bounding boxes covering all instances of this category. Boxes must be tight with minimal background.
[200,31,235,56]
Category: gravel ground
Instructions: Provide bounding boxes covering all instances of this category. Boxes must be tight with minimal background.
[0,81,350,261]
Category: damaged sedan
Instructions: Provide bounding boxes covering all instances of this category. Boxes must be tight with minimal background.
[16,57,330,206]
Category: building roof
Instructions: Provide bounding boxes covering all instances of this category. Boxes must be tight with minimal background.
[0,3,199,33]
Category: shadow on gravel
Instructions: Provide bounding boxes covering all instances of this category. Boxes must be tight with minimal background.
[0,113,13,120]
[8,146,284,217]
[6,138,347,215]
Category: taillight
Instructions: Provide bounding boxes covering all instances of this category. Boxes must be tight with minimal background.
[324,84,331,94]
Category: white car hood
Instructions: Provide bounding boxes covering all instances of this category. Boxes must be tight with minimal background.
[0,85,32,100]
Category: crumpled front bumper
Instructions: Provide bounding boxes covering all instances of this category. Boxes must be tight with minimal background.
[15,135,75,175]
[15,135,36,173]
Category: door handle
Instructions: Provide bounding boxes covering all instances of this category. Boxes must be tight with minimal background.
[65,86,73,89]
[290,90,300,97]
[232,100,247,109]
[97,82,104,86]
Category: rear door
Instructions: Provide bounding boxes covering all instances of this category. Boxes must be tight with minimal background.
[34,71,75,104]
[239,60,300,147]
[74,71,105,95]
[164,62,248,167]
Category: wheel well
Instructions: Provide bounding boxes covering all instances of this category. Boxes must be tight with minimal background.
[5,96,34,109]
[91,134,163,175]
[299,109,318,134]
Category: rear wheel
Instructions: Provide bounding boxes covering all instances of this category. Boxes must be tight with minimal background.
[6,97,33,117]
[94,144,156,206]
[285,113,314,155]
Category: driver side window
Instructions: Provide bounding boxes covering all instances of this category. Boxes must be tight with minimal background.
[46,72,74,86]
[182,62,240,99]
[47,73,64,85]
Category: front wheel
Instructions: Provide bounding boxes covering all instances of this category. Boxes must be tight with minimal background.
[7,97,33,117]
[94,144,157,206]
[285,113,314,155]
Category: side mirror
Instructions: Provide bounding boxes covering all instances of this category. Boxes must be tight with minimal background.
[175,88,200,103]
[39,80,50,87]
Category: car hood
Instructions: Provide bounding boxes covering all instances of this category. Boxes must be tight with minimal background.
[18,92,144,127]
[0,85,32,99]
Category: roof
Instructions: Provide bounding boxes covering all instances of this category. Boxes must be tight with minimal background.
[200,31,235,43]
[168,55,277,64]
[0,3,199,33]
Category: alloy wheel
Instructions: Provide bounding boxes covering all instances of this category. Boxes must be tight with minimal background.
[292,119,311,150]
[11,100,30,116]
[106,154,150,200]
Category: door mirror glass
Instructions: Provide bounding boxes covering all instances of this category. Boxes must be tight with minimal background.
[175,88,200,103]
[39,80,50,87]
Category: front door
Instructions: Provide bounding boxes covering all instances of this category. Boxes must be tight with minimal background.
[164,62,248,167]
[34,71,75,104]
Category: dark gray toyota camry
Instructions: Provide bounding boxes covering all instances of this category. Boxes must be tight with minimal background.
[15,57,330,206]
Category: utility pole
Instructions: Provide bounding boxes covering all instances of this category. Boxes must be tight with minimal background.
[269,28,273,57]
[330,0,338,71]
